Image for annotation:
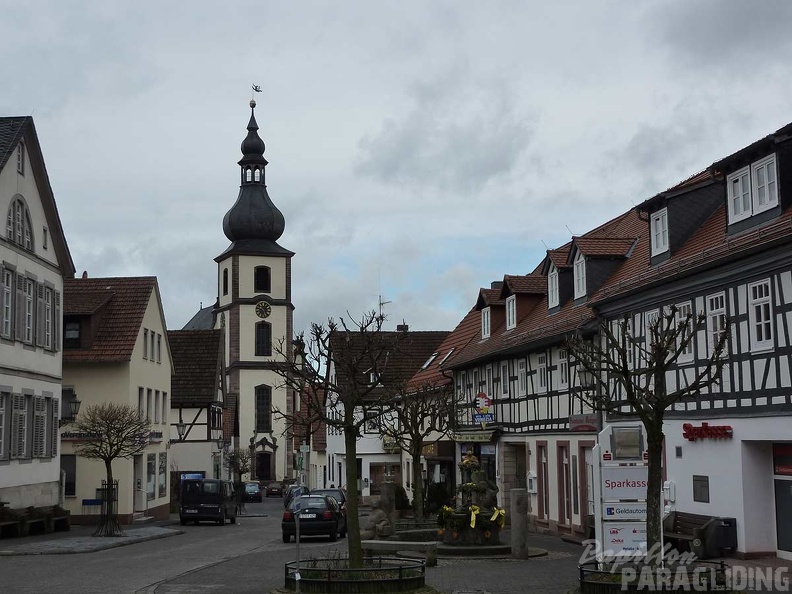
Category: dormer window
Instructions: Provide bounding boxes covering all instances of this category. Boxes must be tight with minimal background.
[506,295,517,330]
[481,307,491,339]
[727,154,778,224]
[651,208,669,256]
[548,264,559,309]
[573,252,586,299]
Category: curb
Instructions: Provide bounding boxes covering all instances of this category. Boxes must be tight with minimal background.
[0,528,184,556]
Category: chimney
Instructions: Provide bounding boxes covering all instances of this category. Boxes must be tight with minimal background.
[396,324,409,332]
[81,270,88,279]
[491,281,503,290]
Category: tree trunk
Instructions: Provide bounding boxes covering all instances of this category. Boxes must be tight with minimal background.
[94,457,124,537]
[344,428,363,568]
[412,448,424,520]
[645,427,664,566]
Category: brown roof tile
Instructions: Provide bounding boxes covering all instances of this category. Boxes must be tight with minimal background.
[572,236,636,258]
[169,329,223,406]
[502,274,546,296]
[63,277,158,363]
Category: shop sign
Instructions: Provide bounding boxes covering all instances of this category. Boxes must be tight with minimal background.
[421,442,437,456]
[603,502,647,521]
[601,465,648,500]
[570,413,599,432]
[453,430,494,443]
[682,422,733,442]
[603,521,647,554]
[773,444,792,476]
[474,393,492,429]
[61,431,102,441]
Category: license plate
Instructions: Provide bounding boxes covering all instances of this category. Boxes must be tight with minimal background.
[300,514,316,519]
[185,509,198,514]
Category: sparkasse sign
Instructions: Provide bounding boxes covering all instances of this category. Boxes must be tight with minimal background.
[601,466,648,500]
[604,502,647,521]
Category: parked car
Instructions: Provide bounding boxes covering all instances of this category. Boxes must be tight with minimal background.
[283,484,310,508]
[244,482,263,502]
[179,478,237,525]
[281,494,346,543]
[309,488,348,518]
[265,482,284,497]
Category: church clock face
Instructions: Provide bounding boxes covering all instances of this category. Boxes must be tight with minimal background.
[255,301,272,319]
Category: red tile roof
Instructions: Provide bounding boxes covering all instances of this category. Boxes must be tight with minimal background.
[63,277,158,363]
[572,237,636,259]
[169,329,223,406]
[502,274,546,296]
[547,246,572,269]
[476,288,504,309]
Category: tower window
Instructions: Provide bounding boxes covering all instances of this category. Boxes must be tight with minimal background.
[255,385,272,433]
[255,321,272,356]
[223,269,229,296]
[254,266,271,293]
[254,168,261,182]
[246,168,252,182]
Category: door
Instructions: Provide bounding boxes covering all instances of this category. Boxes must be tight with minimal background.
[133,455,144,512]
[774,479,792,553]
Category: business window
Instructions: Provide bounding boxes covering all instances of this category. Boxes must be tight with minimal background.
[518,360,527,396]
[675,302,694,363]
[501,363,509,396]
[537,353,547,392]
[559,349,568,388]
[707,293,727,356]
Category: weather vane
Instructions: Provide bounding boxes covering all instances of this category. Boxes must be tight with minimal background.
[250,84,262,107]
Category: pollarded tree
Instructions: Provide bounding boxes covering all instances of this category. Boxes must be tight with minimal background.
[378,382,458,520]
[566,306,729,565]
[72,402,152,537]
[271,310,407,568]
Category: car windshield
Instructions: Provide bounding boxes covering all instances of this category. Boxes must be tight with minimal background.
[291,497,326,510]
[311,489,344,502]
[245,484,258,493]
[182,480,222,503]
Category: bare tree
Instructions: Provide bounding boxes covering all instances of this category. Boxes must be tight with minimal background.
[566,307,729,564]
[378,382,458,519]
[223,448,252,482]
[72,402,151,537]
[271,310,405,568]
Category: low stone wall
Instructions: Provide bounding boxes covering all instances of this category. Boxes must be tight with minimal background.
[0,480,60,508]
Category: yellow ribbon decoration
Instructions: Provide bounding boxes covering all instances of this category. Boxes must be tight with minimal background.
[490,508,506,528]
[469,505,480,528]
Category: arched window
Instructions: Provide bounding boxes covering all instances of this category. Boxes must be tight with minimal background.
[246,168,252,182]
[6,196,33,251]
[255,384,272,433]
[222,268,229,296]
[254,266,271,293]
[253,168,261,182]
[255,321,272,356]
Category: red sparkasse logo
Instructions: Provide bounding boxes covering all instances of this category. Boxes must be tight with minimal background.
[682,422,733,442]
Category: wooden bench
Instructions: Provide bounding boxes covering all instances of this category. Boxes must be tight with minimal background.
[17,507,48,536]
[663,511,716,557]
[0,506,21,538]
[40,505,71,532]
[362,539,438,567]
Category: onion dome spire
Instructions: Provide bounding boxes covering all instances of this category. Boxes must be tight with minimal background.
[222,100,285,244]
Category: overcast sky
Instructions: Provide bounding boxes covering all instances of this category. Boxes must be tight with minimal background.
[3,1,792,334]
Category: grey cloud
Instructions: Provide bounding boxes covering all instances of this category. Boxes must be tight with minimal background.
[355,68,535,196]
[649,0,792,70]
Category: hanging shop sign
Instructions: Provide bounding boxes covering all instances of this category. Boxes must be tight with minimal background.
[474,393,493,429]
[570,413,599,432]
[682,422,733,442]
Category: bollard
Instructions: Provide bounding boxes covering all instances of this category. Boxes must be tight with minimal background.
[510,488,529,559]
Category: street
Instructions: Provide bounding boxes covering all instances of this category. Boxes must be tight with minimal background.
[0,495,584,594]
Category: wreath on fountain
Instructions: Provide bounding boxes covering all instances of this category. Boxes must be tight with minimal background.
[458,453,481,473]
[436,504,507,532]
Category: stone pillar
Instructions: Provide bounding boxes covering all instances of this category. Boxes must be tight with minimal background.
[511,488,529,559]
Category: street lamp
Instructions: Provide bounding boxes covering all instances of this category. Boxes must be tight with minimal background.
[58,395,81,428]
[176,420,187,441]
[577,367,596,389]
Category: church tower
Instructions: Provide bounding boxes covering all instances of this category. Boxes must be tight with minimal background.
[214,99,294,482]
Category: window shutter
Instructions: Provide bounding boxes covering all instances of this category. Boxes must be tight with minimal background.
[11,393,25,458]
[0,394,6,461]
[36,284,45,347]
[32,396,45,457]
[51,398,59,457]
[14,274,24,341]
[54,291,61,351]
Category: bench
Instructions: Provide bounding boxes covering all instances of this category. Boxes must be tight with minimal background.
[663,511,716,558]
[0,506,21,538]
[17,507,48,536]
[40,505,71,532]
[362,539,438,567]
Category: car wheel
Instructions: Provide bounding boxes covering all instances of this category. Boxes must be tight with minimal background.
[180,518,187,526]
[230,515,236,525]
[218,510,226,526]
[329,527,338,542]
[282,533,290,543]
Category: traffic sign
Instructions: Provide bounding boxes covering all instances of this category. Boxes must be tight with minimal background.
[300,445,310,453]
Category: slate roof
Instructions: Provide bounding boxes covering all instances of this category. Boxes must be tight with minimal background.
[168,329,223,406]
[63,277,158,363]
[330,329,449,396]
[182,305,215,330]
[0,117,28,172]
